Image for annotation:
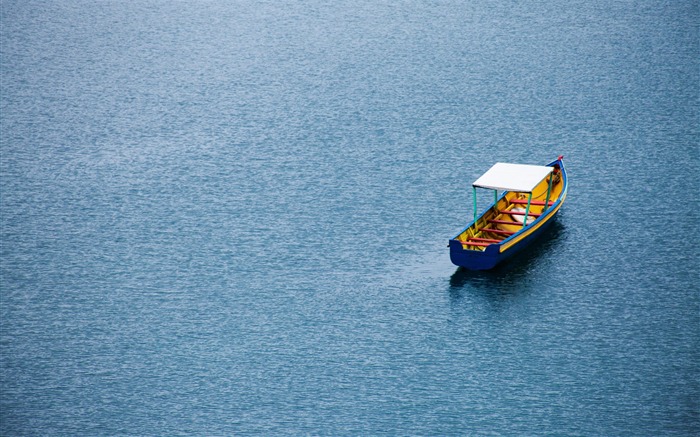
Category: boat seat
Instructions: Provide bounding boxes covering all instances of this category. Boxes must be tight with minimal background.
[510,199,554,206]
[460,241,491,247]
[468,237,502,243]
[478,228,515,236]
[499,209,541,218]
[488,219,523,226]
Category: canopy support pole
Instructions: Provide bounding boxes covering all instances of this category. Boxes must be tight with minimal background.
[494,189,498,205]
[544,172,554,211]
[523,193,533,226]
[472,186,477,223]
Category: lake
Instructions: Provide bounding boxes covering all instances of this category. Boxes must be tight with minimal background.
[1,0,698,435]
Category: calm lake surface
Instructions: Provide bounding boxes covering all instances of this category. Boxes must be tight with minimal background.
[1,1,698,435]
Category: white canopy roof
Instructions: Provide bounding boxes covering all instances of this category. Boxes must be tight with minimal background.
[472,162,553,192]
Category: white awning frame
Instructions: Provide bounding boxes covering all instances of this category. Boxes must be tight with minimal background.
[472,162,553,193]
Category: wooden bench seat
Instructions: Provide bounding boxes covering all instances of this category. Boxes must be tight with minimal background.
[460,241,491,247]
[510,199,554,206]
[478,228,515,236]
[468,237,502,243]
[499,209,541,218]
[488,219,523,226]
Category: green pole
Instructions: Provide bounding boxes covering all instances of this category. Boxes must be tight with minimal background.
[494,189,498,205]
[544,172,554,212]
[523,193,533,226]
[473,186,477,223]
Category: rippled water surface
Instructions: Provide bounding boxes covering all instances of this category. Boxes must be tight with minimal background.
[2,1,699,435]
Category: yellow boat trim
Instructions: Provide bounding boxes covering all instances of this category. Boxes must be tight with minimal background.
[499,191,566,252]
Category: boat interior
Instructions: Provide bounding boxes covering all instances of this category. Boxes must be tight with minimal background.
[456,166,564,251]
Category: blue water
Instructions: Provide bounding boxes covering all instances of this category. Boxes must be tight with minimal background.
[1,0,698,435]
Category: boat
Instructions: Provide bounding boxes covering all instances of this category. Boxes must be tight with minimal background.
[449,156,568,270]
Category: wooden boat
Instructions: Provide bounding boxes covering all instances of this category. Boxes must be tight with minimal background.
[449,156,567,270]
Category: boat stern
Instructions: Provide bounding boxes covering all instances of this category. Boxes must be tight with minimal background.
[448,240,502,270]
